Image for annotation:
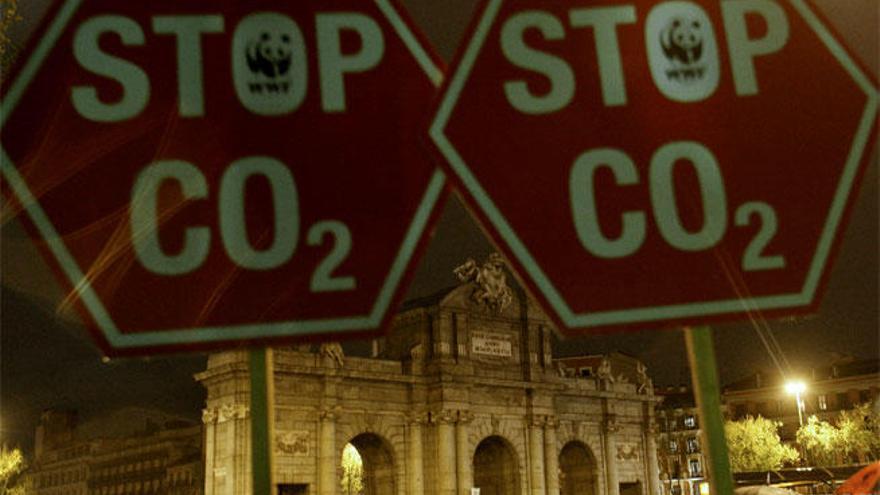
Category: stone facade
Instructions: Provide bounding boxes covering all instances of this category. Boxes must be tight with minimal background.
[197,284,662,495]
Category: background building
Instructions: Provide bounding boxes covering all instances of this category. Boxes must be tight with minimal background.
[653,388,706,495]
[27,408,203,495]
[723,357,879,440]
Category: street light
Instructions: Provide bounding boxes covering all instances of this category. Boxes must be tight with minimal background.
[785,380,807,427]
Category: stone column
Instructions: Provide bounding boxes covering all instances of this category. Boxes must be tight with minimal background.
[529,416,546,495]
[645,422,661,495]
[408,413,426,495]
[456,411,473,494]
[202,408,217,495]
[603,417,620,495]
[544,417,560,495]
[437,410,457,495]
[319,409,338,495]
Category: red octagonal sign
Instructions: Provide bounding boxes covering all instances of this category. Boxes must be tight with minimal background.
[2,0,444,354]
[430,0,877,334]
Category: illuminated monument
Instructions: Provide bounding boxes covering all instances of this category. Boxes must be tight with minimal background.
[197,257,662,495]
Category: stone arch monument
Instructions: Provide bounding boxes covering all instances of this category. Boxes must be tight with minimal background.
[197,262,662,495]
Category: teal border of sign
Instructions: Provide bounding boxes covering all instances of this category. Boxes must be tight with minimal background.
[0,0,445,348]
[429,0,878,329]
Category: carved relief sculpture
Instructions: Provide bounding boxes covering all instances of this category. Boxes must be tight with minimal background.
[276,431,310,455]
[617,443,640,461]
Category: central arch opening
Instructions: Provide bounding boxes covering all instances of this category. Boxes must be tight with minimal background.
[342,433,395,495]
[559,441,597,495]
[473,435,520,495]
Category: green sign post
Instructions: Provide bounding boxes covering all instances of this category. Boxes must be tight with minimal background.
[685,327,734,495]
[250,348,276,495]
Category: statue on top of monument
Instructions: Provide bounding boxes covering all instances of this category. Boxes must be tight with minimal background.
[636,361,652,394]
[454,252,513,315]
[319,342,345,368]
[596,356,616,384]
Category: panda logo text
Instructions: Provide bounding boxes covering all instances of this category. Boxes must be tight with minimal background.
[660,16,706,82]
[244,29,295,94]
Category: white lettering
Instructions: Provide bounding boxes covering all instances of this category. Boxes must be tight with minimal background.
[570,148,646,258]
[72,16,149,122]
[569,5,636,106]
[130,160,210,275]
[501,11,575,114]
[316,13,385,113]
[152,15,225,117]
[721,0,790,96]
[218,156,300,270]
[649,141,727,251]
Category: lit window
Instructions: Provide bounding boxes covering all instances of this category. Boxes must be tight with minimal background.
[818,394,827,411]
[684,415,696,428]
[689,459,702,477]
[686,437,699,453]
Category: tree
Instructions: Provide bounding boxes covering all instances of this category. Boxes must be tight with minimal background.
[725,416,799,472]
[0,0,23,71]
[838,403,880,463]
[796,403,880,466]
[340,443,364,495]
[797,415,842,466]
[0,444,25,495]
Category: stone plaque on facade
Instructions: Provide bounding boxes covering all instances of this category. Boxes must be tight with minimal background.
[471,331,512,358]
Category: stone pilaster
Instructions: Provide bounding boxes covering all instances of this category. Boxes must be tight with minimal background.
[529,416,546,495]
[319,409,338,495]
[645,421,661,495]
[408,412,427,495]
[544,416,560,495]
[202,408,217,495]
[214,403,249,495]
[436,410,457,495]
[456,411,474,494]
[604,417,620,495]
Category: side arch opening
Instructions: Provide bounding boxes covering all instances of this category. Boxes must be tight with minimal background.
[342,433,395,495]
[559,440,598,495]
[473,435,521,495]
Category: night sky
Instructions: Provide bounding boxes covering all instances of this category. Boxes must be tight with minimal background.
[1,0,877,451]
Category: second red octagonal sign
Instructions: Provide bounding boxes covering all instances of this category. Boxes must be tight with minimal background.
[1,0,444,354]
[430,0,877,334]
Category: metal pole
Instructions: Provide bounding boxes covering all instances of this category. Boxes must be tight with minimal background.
[684,326,734,495]
[796,392,804,427]
[250,347,276,495]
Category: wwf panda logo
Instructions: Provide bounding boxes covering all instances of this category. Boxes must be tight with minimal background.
[660,17,704,66]
[246,31,293,78]
[646,5,718,100]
